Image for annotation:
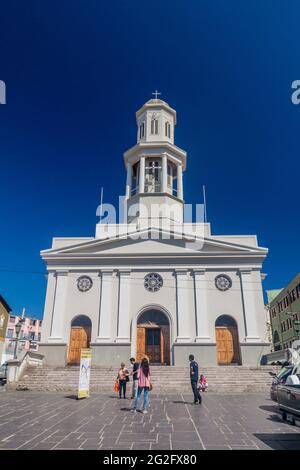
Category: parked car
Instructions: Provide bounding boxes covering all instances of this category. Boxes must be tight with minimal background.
[0,362,8,384]
[270,365,294,402]
[277,364,300,425]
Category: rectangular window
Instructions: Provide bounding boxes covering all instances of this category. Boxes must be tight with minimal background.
[151,119,158,135]
[9,315,15,323]
[139,122,145,139]
[165,122,171,138]
[145,158,162,193]
[6,328,13,338]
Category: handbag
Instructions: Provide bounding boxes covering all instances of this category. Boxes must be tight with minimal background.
[126,375,129,382]
[149,383,153,391]
[114,380,119,392]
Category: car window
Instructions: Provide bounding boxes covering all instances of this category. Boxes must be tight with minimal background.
[293,365,300,375]
[281,369,293,380]
[277,367,291,379]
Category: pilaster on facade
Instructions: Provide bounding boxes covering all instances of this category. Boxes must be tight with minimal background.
[175,269,191,342]
[95,270,114,343]
[48,270,69,343]
[239,268,260,342]
[192,269,211,342]
[116,270,131,343]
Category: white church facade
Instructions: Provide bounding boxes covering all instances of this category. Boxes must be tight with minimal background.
[40,97,270,367]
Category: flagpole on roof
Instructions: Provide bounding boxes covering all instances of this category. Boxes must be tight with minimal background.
[99,187,104,224]
[203,185,207,223]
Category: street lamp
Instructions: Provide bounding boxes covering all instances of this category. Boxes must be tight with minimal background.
[13,319,23,360]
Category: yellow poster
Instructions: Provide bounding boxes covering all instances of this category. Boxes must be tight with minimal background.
[78,348,92,399]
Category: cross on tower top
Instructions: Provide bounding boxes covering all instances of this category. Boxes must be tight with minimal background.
[152,90,161,100]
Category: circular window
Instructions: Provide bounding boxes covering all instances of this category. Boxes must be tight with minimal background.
[215,274,232,292]
[77,276,93,292]
[144,273,163,293]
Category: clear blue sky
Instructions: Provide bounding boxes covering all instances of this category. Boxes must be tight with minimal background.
[0,1,299,319]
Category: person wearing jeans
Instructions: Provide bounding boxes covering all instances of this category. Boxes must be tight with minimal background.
[130,357,139,400]
[189,354,201,404]
[117,362,129,399]
[131,357,151,414]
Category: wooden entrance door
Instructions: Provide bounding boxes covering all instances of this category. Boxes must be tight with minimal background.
[136,323,170,365]
[146,328,161,363]
[216,326,239,364]
[68,326,90,365]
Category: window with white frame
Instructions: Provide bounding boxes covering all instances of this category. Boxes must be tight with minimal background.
[151,118,159,135]
[139,122,145,139]
[131,162,140,195]
[165,121,171,138]
[145,158,162,192]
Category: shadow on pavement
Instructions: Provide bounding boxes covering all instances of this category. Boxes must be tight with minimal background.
[172,400,191,405]
[259,405,280,413]
[254,433,300,450]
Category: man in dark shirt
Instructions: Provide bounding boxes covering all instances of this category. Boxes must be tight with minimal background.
[189,354,201,404]
[130,357,140,399]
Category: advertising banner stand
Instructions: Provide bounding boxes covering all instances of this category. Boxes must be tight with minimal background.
[77,348,92,399]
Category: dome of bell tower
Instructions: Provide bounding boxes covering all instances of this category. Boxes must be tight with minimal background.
[136,94,177,145]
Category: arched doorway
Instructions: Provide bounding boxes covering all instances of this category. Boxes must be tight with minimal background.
[215,315,241,365]
[68,315,92,365]
[137,309,170,365]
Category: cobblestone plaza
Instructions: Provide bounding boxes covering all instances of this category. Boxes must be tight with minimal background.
[0,392,299,450]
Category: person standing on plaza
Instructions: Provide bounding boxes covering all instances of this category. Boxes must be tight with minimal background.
[189,354,201,404]
[130,357,140,399]
[131,357,152,414]
[117,362,129,399]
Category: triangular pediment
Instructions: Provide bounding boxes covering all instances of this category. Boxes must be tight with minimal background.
[41,227,267,259]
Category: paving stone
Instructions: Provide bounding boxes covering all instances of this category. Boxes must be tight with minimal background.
[0,391,300,450]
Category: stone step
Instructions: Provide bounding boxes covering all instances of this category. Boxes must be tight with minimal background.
[11,365,278,393]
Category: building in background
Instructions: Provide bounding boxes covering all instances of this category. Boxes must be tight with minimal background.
[2,314,43,364]
[0,296,11,364]
[266,289,283,350]
[268,273,300,351]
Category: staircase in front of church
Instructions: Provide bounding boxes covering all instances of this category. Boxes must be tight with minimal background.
[10,365,279,393]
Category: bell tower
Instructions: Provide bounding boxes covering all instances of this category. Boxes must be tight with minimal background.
[123,95,187,229]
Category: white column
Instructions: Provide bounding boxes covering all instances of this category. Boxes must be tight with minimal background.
[175,269,191,342]
[193,269,211,342]
[162,154,168,193]
[125,163,132,200]
[177,162,183,200]
[96,270,114,342]
[139,155,145,193]
[116,270,131,342]
[49,271,68,342]
[239,269,260,342]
